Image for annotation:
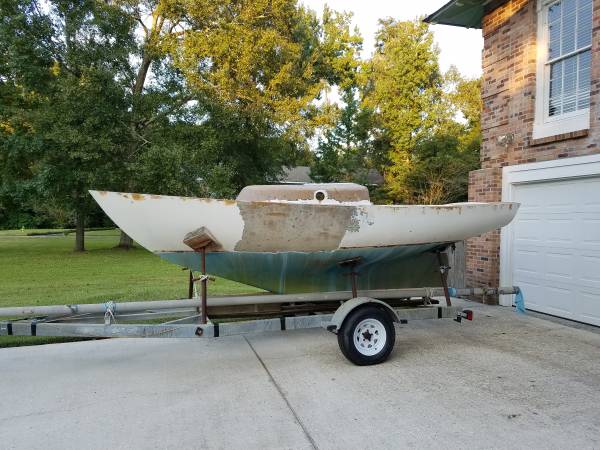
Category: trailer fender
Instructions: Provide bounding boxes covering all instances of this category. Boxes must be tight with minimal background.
[324,297,400,334]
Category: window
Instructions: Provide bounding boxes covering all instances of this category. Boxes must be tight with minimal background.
[533,0,593,139]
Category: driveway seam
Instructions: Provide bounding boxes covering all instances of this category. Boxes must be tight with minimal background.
[244,336,319,450]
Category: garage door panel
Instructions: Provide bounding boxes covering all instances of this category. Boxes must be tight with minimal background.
[509,176,600,325]
[544,285,574,313]
[545,251,574,280]
[514,248,542,271]
[512,184,543,202]
[579,290,600,326]
[582,219,600,249]
[514,219,543,241]
[581,255,600,287]
[544,203,576,214]
[581,201,600,213]
[526,287,574,318]
[582,204,600,214]
[514,268,545,284]
[546,219,575,243]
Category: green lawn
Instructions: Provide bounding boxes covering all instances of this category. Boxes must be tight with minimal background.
[0,229,260,347]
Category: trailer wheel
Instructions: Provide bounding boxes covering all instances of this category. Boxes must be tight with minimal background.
[337,305,395,366]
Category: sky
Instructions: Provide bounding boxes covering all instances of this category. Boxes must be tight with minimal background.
[300,0,484,78]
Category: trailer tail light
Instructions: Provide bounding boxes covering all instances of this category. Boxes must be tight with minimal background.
[454,309,473,323]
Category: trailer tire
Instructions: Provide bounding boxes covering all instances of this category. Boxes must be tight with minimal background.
[337,305,395,366]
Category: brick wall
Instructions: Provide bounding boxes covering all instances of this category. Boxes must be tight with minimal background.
[466,0,600,298]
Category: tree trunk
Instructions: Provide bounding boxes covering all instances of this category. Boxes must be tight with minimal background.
[117,230,134,249]
[74,210,85,252]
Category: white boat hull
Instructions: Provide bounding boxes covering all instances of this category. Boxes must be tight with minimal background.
[90,190,519,293]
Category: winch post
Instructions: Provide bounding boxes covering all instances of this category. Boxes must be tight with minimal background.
[437,251,452,307]
[183,227,220,325]
[338,257,362,298]
[200,247,207,324]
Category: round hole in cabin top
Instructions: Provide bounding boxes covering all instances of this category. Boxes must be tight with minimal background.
[315,190,327,201]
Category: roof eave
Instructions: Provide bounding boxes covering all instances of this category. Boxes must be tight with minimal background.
[424,0,509,29]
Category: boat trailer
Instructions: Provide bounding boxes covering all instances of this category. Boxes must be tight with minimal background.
[0,282,520,366]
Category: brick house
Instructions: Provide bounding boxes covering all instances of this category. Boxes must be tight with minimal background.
[426,0,600,325]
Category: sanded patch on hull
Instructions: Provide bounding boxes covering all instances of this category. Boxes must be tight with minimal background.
[234,201,356,252]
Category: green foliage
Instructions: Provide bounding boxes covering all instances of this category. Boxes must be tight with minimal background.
[362,19,444,174]
[400,68,482,204]
[311,18,483,205]
[0,0,134,237]
[170,1,361,132]
[310,87,376,184]
[403,133,479,204]
[315,18,482,205]
[134,103,301,199]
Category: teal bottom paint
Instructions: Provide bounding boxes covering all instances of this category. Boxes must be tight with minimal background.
[159,243,450,294]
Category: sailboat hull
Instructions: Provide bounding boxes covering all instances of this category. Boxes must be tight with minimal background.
[89,190,518,293]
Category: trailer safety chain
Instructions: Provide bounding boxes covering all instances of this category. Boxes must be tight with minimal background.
[104,301,117,325]
[481,287,492,304]
[190,273,214,299]
[423,287,435,304]
[193,275,213,283]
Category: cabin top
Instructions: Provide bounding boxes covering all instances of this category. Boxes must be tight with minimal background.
[236,183,370,203]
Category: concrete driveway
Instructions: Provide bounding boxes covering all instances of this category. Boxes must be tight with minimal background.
[1,300,599,450]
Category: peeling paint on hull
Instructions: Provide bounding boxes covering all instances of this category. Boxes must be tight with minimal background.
[159,244,449,294]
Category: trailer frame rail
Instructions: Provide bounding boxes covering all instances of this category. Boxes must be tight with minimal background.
[0,304,469,338]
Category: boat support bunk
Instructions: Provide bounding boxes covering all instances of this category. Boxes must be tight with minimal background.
[0,240,521,366]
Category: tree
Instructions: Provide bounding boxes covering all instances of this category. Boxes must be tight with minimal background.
[133,99,303,199]
[401,131,479,204]
[400,68,481,204]
[310,87,375,184]
[0,0,133,250]
[104,0,192,248]
[444,65,482,151]
[357,19,482,205]
[361,19,446,202]
[168,2,361,140]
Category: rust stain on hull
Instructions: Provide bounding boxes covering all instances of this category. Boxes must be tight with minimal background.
[131,193,145,201]
[235,202,356,252]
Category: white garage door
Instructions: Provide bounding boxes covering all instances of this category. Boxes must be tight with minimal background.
[510,176,600,325]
